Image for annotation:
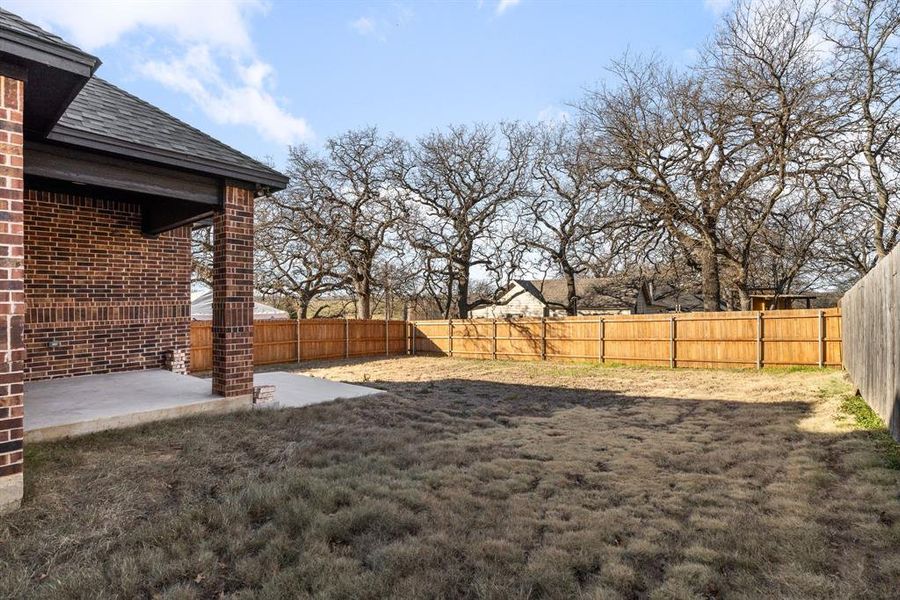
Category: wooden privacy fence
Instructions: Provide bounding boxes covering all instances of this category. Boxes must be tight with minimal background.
[842,244,899,442]
[410,308,842,369]
[190,318,408,372]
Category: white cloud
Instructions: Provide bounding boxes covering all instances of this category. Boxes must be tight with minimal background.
[704,0,732,16]
[350,16,377,37]
[141,47,313,145]
[3,0,263,53]
[3,0,312,146]
[537,105,571,125]
[496,0,522,15]
[348,5,413,41]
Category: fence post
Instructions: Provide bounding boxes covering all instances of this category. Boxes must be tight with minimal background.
[297,313,308,363]
[492,319,497,360]
[756,311,763,369]
[670,315,676,368]
[344,318,350,359]
[598,316,605,364]
[818,309,825,368]
[385,317,390,357]
[541,316,547,360]
[448,319,453,357]
[411,321,416,355]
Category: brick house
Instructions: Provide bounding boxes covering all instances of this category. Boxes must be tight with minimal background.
[0,10,288,513]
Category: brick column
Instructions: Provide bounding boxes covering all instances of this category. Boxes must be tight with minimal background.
[211,184,254,397]
[0,73,25,514]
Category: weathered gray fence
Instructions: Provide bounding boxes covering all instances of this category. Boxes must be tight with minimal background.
[842,244,900,442]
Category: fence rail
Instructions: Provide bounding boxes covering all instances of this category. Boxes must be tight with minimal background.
[411,308,842,369]
[842,244,899,442]
[190,318,408,372]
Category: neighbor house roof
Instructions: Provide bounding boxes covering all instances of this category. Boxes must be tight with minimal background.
[748,292,817,300]
[191,292,289,321]
[516,278,644,311]
[47,77,288,189]
[647,283,708,312]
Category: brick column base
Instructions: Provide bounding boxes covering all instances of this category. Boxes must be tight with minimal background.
[0,73,25,514]
[164,349,187,375]
[211,184,254,397]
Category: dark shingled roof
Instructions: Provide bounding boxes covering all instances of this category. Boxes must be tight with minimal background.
[48,77,288,188]
[0,8,285,189]
[647,282,707,312]
[0,8,95,60]
[519,278,643,310]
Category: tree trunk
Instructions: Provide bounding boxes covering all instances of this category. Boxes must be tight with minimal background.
[454,246,473,319]
[456,274,469,319]
[864,147,891,259]
[562,265,578,316]
[735,284,751,311]
[354,275,371,319]
[700,248,721,312]
[727,264,752,311]
[298,302,309,320]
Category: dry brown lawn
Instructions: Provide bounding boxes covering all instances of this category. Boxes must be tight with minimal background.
[1,357,899,599]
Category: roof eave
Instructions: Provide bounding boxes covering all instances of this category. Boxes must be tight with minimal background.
[47,125,289,190]
[0,30,99,77]
[1,29,101,136]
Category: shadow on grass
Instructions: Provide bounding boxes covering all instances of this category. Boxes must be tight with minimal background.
[2,374,899,599]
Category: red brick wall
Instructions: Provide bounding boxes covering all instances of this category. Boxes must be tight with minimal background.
[212,184,254,397]
[23,189,191,381]
[0,73,24,513]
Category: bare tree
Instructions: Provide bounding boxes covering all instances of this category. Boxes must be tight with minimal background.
[191,226,213,287]
[828,0,900,264]
[745,176,842,300]
[711,0,834,307]
[254,194,345,319]
[397,123,534,318]
[285,128,405,319]
[522,121,637,314]
[581,0,831,310]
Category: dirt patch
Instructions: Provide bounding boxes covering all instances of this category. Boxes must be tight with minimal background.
[2,357,898,599]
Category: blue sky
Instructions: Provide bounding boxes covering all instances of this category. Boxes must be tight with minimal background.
[7,0,729,171]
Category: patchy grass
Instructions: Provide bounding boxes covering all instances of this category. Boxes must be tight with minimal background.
[2,357,899,599]
[832,384,900,470]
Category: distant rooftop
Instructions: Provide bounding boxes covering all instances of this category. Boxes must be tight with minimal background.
[517,278,643,310]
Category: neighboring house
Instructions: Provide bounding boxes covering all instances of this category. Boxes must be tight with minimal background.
[646,283,709,313]
[191,292,289,321]
[470,278,663,318]
[468,278,838,318]
[652,285,838,312]
[747,290,817,310]
[0,10,288,513]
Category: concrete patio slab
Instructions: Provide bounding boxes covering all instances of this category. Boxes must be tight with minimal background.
[24,369,383,443]
[254,372,383,408]
[25,370,251,442]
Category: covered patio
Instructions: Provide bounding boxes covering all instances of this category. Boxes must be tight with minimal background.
[0,9,289,513]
